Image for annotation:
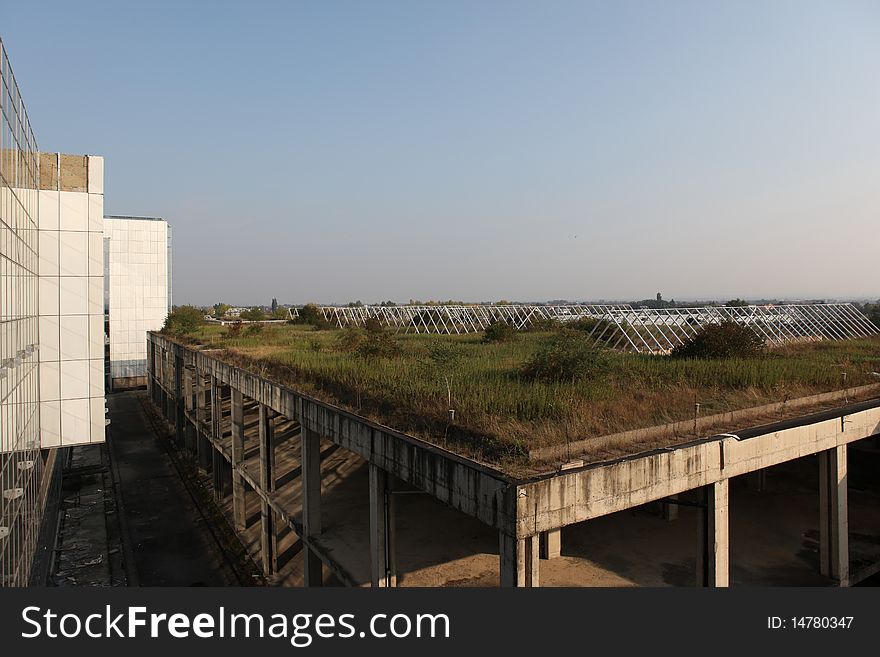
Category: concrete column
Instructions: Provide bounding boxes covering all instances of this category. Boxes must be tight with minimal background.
[302,428,323,586]
[230,388,247,532]
[696,479,729,587]
[146,340,154,398]
[258,404,277,576]
[748,469,767,492]
[663,494,679,521]
[499,533,539,587]
[819,446,849,585]
[540,529,561,560]
[173,355,184,445]
[212,447,224,498]
[369,463,397,587]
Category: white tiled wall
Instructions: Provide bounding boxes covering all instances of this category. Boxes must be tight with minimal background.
[38,155,106,447]
[104,216,170,383]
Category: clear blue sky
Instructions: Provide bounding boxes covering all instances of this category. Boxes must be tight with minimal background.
[4,0,879,305]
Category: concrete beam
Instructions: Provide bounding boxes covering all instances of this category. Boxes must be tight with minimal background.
[516,406,880,536]
[696,480,729,587]
[499,533,539,587]
[819,445,849,586]
[369,463,397,587]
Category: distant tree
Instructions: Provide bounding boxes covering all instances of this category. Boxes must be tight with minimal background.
[379,300,397,307]
[863,302,880,328]
[656,292,662,302]
[213,302,231,318]
[162,305,204,336]
[271,307,288,320]
[239,308,265,321]
[347,300,364,307]
[271,297,278,313]
[726,298,749,307]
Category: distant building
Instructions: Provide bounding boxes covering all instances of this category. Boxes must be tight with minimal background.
[103,216,172,390]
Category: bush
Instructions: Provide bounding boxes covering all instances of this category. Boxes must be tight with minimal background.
[226,321,244,337]
[356,332,402,359]
[363,317,384,333]
[669,321,765,359]
[523,317,562,332]
[483,320,518,343]
[244,322,264,337]
[295,303,336,330]
[162,305,204,336]
[522,333,609,382]
[335,327,367,352]
[239,308,265,321]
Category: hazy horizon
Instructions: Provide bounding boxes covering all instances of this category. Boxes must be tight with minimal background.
[5,1,879,305]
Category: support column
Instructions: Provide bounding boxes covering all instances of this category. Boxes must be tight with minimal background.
[258,404,278,576]
[302,428,323,586]
[183,367,195,452]
[539,529,561,560]
[146,340,154,398]
[212,447,224,498]
[499,533,539,587]
[819,446,849,585]
[174,355,184,445]
[369,463,397,587]
[663,494,679,521]
[230,388,247,532]
[748,469,767,492]
[696,479,729,587]
[196,371,211,472]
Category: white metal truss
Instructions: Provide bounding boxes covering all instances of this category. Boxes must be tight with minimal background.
[287,304,632,334]
[587,303,878,354]
[285,303,877,352]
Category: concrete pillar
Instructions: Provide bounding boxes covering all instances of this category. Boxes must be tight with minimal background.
[146,340,153,398]
[258,404,277,576]
[230,388,247,532]
[663,494,679,521]
[696,479,729,587]
[819,446,849,585]
[212,447,224,498]
[369,463,397,587]
[301,428,323,586]
[499,533,539,587]
[539,529,561,560]
[748,469,767,492]
[173,355,184,446]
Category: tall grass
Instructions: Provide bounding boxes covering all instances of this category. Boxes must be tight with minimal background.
[186,324,880,462]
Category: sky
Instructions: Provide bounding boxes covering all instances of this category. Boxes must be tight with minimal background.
[4,0,879,306]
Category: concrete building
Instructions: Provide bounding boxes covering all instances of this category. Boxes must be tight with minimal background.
[37,153,106,448]
[103,216,171,389]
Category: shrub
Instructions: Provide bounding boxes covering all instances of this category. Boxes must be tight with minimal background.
[483,320,518,343]
[295,303,336,330]
[335,327,367,352]
[426,343,462,368]
[226,321,244,337]
[162,305,204,336]
[523,317,562,332]
[356,332,402,359]
[244,322,264,337]
[522,332,610,382]
[669,321,765,359]
[239,308,265,321]
[363,317,384,333]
